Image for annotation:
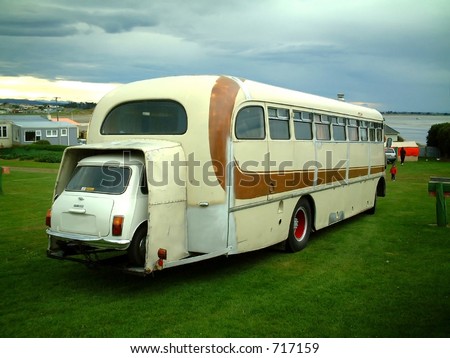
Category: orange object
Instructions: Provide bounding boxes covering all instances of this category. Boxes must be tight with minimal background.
[403,147,419,156]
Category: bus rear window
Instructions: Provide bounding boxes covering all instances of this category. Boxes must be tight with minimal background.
[101,100,187,135]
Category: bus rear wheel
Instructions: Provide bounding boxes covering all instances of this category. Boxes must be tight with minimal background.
[287,198,312,252]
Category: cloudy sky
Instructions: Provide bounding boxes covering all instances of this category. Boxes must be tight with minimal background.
[0,0,449,112]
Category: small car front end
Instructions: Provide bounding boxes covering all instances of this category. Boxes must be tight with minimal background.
[384,147,397,164]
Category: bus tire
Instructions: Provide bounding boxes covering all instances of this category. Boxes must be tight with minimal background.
[128,224,148,266]
[287,198,312,252]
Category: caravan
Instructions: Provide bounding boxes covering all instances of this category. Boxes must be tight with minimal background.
[46,75,386,275]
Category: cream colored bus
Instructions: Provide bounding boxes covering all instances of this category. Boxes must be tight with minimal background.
[47,75,386,275]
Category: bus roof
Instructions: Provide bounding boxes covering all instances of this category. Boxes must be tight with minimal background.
[236,77,383,121]
[93,75,383,122]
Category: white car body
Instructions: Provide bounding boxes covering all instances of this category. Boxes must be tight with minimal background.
[47,153,148,253]
[384,147,397,164]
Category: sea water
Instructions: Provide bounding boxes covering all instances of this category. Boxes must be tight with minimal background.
[383,114,450,145]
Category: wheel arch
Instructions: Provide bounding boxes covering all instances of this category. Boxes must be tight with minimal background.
[300,194,316,232]
[376,176,386,197]
[133,220,148,238]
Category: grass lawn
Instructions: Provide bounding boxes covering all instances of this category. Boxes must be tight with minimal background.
[0,159,449,338]
[0,159,60,170]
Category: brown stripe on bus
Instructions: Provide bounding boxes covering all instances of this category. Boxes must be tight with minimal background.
[208,76,241,190]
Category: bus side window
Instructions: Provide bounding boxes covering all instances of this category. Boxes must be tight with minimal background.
[360,121,368,141]
[235,106,265,140]
[376,123,383,142]
[348,119,359,141]
[315,114,331,141]
[293,111,313,140]
[269,107,290,140]
[332,116,346,141]
[369,122,376,141]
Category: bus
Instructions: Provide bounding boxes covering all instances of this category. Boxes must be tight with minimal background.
[46,75,386,275]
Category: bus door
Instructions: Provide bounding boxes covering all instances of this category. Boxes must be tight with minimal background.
[312,115,347,186]
[314,115,349,228]
[229,105,272,253]
[266,106,295,200]
[232,105,270,203]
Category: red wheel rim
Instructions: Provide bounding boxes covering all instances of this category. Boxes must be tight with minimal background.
[294,208,307,241]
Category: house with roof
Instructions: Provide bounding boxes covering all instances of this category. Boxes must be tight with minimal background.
[0,115,78,147]
[384,124,400,142]
[49,116,82,138]
[0,119,13,148]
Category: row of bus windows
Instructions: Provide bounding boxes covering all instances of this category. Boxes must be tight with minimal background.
[235,106,384,142]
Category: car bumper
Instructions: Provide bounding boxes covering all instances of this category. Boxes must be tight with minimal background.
[47,228,130,250]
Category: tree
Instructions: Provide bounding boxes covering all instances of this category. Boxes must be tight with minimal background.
[427,123,450,158]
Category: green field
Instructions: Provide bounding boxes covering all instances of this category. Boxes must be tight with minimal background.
[0,159,449,338]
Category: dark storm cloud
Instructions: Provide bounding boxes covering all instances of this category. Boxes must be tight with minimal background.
[0,0,449,111]
[0,0,158,37]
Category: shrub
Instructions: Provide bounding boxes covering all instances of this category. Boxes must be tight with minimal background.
[26,144,67,152]
[34,140,51,145]
[0,144,65,163]
[35,152,63,163]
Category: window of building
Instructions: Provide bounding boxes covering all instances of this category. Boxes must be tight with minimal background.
[46,129,58,137]
[293,111,313,140]
[268,107,290,140]
[315,114,330,141]
[24,130,41,142]
[235,106,265,139]
[61,128,68,136]
[0,125,7,138]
